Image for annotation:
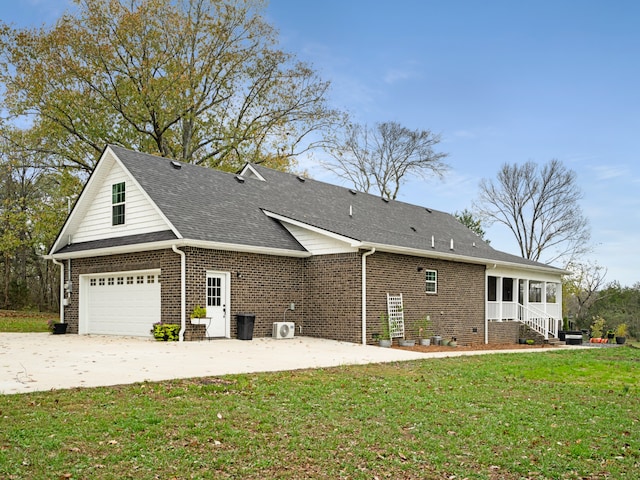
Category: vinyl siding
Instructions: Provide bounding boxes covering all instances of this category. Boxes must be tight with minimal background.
[282,223,356,255]
[72,161,169,243]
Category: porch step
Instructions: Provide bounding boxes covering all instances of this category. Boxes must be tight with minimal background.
[546,337,564,347]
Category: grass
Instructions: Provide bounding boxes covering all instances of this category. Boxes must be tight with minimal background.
[0,348,638,479]
[0,310,53,333]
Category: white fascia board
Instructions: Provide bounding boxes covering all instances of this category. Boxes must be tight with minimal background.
[360,242,567,277]
[48,146,182,255]
[262,210,362,247]
[47,239,311,260]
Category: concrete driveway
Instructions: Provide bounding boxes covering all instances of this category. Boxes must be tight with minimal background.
[1,333,432,395]
[0,333,562,395]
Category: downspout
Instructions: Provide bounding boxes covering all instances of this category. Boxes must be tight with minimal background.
[172,245,186,342]
[51,258,65,324]
[361,248,376,345]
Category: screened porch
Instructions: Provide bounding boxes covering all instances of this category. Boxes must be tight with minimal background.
[486,275,562,339]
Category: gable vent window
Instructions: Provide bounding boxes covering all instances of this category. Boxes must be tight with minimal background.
[112,182,126,226]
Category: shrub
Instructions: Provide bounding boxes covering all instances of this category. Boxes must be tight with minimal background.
[152,322,180,341]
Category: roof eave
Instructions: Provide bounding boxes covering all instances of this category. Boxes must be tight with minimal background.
[46,239,311,260]
[360,242,567,276]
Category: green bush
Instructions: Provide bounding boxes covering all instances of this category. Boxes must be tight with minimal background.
[152,322,180,341]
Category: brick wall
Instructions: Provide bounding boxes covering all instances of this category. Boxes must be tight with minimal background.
[303,253,362,343]
[66,250,178,334]
[366,252,486,346]
[487,321,519,344]
[184,247,305,338]
[62,247,491,346]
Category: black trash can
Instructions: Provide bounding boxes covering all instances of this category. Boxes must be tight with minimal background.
[236,313,255,340]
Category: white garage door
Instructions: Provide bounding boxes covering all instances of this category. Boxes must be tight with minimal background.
[82,270,161,336]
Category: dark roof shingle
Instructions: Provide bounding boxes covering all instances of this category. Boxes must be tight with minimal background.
[109,145,558,271]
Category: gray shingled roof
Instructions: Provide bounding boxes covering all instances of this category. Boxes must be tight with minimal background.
[74,145,559,271]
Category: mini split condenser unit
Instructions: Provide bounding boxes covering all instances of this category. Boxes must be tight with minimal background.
[273,321,295,339]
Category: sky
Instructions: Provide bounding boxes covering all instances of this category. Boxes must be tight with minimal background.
[2,0,639,286]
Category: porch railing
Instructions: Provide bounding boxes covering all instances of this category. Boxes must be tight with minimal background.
[487,301,561,340]
[517,303,560,340]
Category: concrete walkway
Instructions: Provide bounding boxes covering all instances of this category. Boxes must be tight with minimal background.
[0,333,559,395]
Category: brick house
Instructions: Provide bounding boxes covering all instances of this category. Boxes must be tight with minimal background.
[47,145,566,345]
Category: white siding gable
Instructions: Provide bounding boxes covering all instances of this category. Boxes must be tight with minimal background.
[72,154,170,244]
[281,223,357,255]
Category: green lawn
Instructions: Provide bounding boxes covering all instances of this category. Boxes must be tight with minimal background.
[0,347,638,479]
[0,310,53,332]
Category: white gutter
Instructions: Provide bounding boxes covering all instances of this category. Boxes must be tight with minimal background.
[51,258,65,324]
[47,238,312,260]
[172,245,186,342]
[361,248,376,345]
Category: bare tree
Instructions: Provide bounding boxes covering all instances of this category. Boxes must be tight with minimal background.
[475,159,590,265]
[323,121,448,200]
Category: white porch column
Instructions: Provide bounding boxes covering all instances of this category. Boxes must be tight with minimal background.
[497,276,503,321]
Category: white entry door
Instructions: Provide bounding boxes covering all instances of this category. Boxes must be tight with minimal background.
[205,272,229,338]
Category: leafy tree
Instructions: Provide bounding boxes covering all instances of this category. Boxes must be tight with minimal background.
[584,282,640,339]
[475,159,590,265]
[562,260,607,324]
[0,0,340,173]
[323,121,448,200]
[454,209,489,244]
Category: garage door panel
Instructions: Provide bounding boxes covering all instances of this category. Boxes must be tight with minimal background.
[83,271,161,336]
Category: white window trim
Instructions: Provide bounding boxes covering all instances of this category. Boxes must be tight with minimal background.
[112,182,126,226]
[425,269,438,294]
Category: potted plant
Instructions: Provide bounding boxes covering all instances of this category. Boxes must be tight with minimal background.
[398,338,416,347]
[190,305,207,321]
[47,319,68,335]
[378,313,392,348]
[417,315,432,346]
[151,322,180,341]
[589,316,605,342]
[606,329,615,343]
[615,323,628,345]
[518,323,528,344]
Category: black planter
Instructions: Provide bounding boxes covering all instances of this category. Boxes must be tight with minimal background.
[558,330,567,341]
[616,336,626,345]
[52,323,68,335]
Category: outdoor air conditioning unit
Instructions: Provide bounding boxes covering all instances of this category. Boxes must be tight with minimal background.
[273,321,295,339]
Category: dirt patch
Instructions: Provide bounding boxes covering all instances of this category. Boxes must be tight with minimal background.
[393,342,557,353]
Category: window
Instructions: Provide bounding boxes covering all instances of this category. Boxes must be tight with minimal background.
[487,276,497,301]
[502,278,514,302]
[546,283,558,303]
[107,277,114,286]
[98,278,105,286]
[117,277,124,285]
[207,276,222,306]
[126,276,134,285]
[136,276,144,284]
[529,281,543,303]
[112,182,125,225]
[147,275,155,284]
[90,278,96,286]
[425,270,437,293]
